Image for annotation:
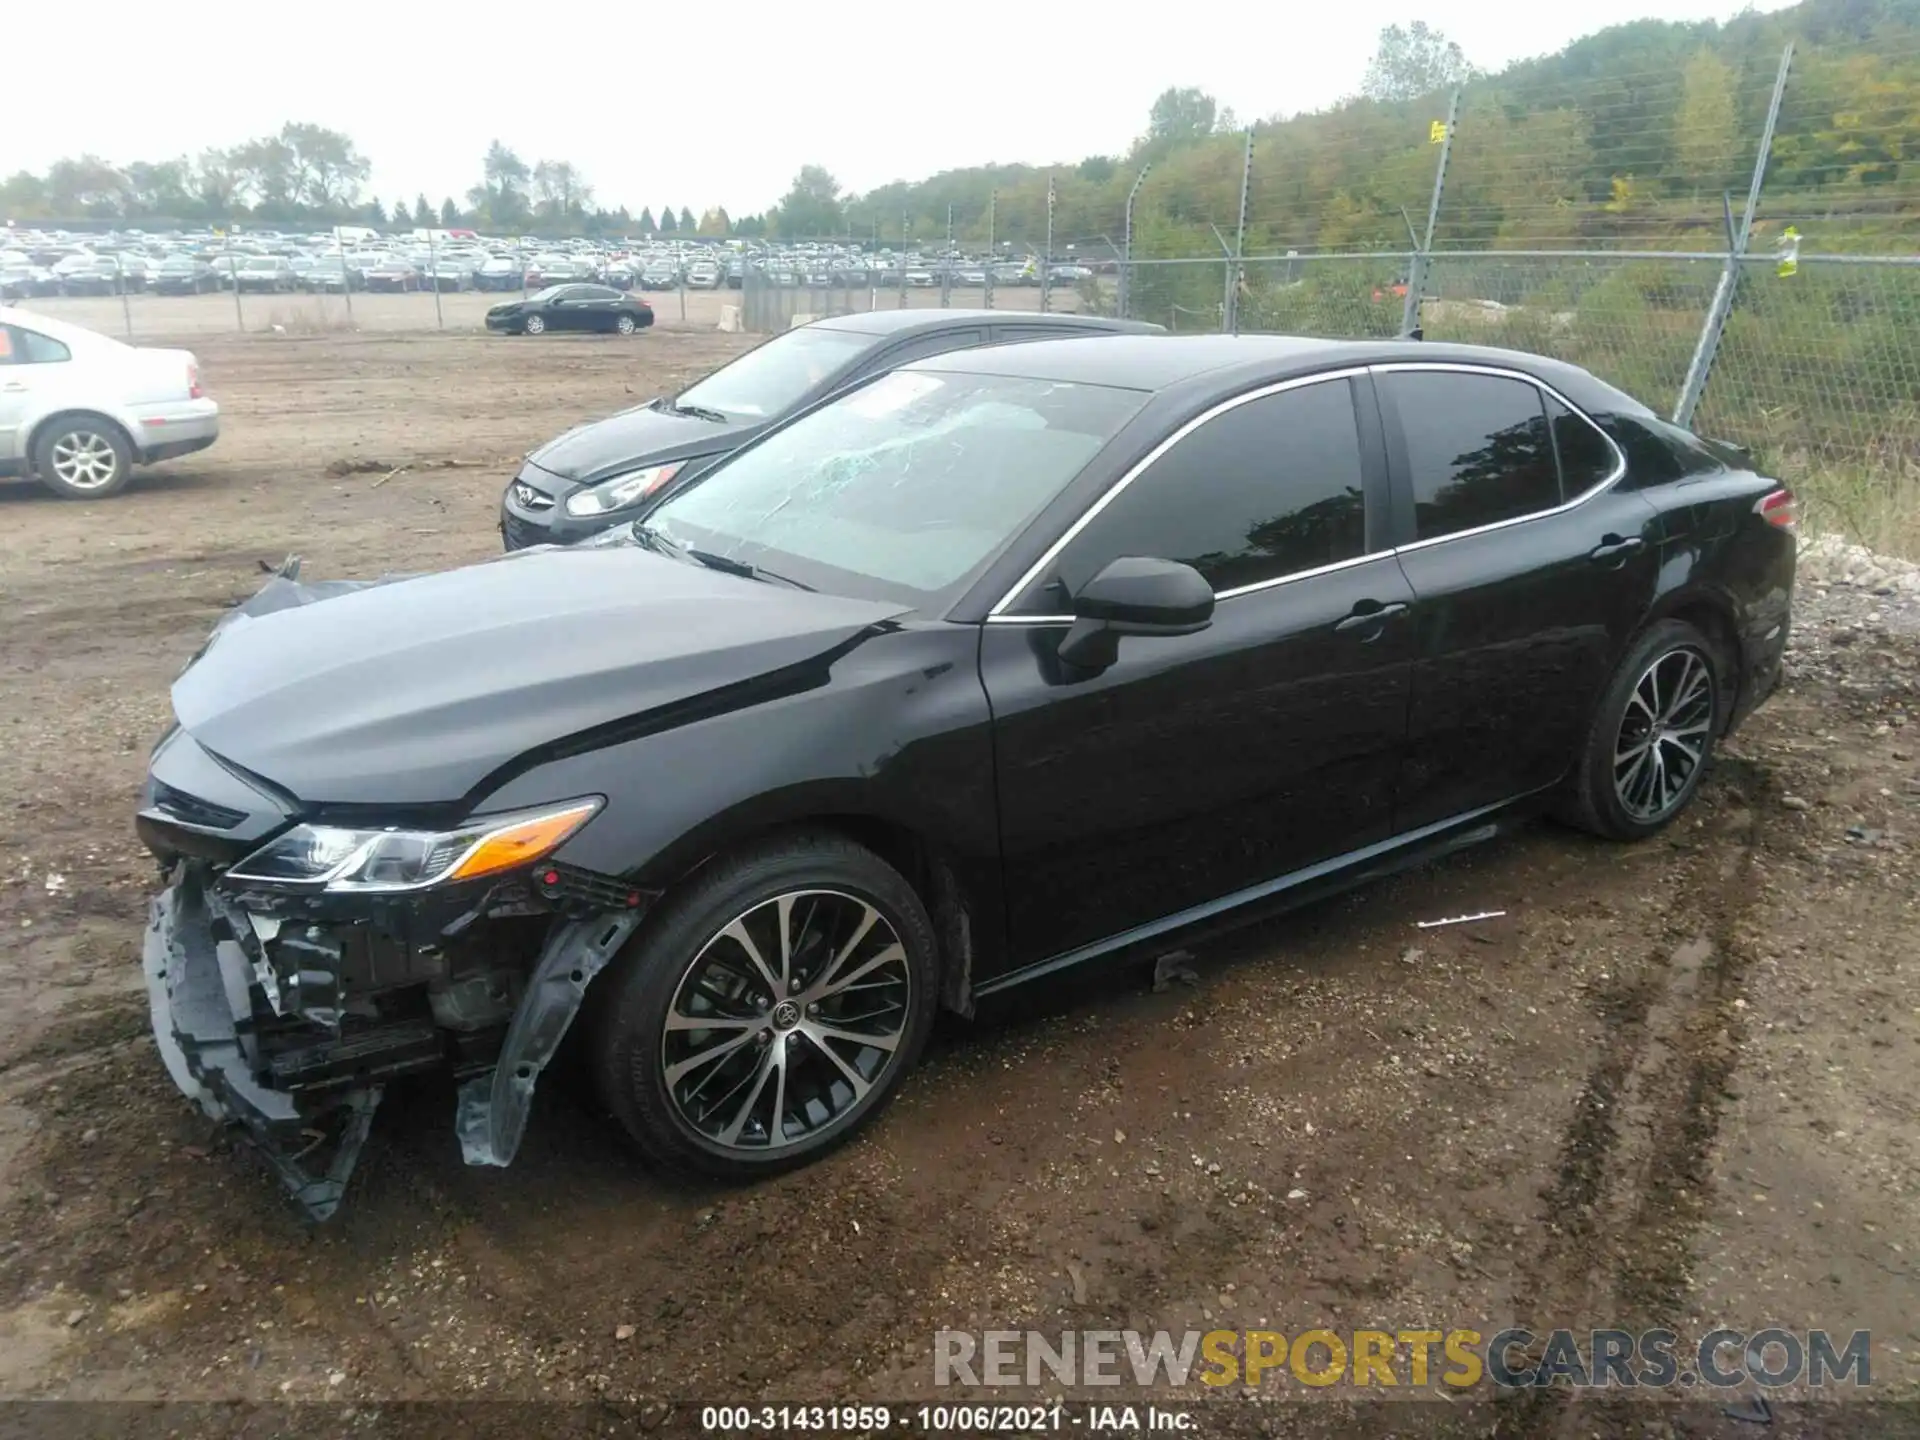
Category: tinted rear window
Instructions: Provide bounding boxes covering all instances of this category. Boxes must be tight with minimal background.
[1384,372,1560,540]
[1546,395,1620,494]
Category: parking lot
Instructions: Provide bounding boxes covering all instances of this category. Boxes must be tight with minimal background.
[0,326,1916,1433]
[21,284,1083,342]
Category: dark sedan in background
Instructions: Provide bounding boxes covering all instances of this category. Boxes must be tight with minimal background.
[152,256,223,294]
[58,258,134,295]
[484,284,653,339]
[498,309,1163,549]
[136,334,1792,1216]
[302,257,364,293]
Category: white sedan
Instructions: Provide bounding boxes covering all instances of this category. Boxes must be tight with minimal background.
[0,306,218,499]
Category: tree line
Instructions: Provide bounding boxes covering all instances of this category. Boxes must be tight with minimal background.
[0,129,765,238]
[4,0,1914,251]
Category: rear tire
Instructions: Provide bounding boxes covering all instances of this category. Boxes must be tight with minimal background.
[32,416,134,500]
[615,313,638,335]
[1559,619,1727,840]
[590,831,938,1179]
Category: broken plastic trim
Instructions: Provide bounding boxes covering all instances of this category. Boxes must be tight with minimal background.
[455,909,643,1167]
[143,872,383,1222]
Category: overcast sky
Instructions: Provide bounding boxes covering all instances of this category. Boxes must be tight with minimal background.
[10,0,1795,216]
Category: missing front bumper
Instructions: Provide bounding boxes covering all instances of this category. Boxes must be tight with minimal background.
[142,876,381,1221]
[143,864,646,1219]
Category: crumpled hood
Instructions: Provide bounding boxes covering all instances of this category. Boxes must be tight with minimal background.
[526,403,757,486]
[173,547,908,807]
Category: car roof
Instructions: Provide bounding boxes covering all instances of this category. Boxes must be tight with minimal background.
[903,332,1632,408]
[813,308,1157,339]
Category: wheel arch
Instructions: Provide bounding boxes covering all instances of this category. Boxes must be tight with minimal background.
[27,408,138,475]
[623,796,989,1019]
[1643,584,1745,734]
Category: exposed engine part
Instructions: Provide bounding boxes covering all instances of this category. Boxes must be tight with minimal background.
[429,971,521,1032]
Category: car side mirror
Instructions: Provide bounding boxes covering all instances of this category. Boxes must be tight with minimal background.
[1056,556,1214,672]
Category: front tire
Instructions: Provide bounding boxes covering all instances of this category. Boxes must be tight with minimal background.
[523,313,547,335]
[1560,619,1726,840]
[33,417,134,500]
[591,832,939,1179]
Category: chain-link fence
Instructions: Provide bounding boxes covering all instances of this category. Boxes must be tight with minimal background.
[1074,33,1920,550]
[10,28,1915,543]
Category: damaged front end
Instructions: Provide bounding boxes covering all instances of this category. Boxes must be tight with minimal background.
[141,839,648,1220]
[138,562,652,1219]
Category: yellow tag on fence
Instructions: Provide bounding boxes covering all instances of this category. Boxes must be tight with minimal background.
[1777,225,1801,278]
[1429,121,1448,143]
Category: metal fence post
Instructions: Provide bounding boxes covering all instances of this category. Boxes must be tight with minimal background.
[1227,130,1253,334]
[983,190,996,310]
[224,228,244,332]
[898,210,910,309]
[1673,42,1795,427]
[1402,88,1460,339]
[1209,224,1234,332]
[334,226,355,325]
[1044,173,1059,312]
[941,203,953,308]
[113,252,132,338]
[428,229,444,329]
[1120,165,1148,320]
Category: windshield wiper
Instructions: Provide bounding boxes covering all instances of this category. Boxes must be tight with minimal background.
[685,548,815,591]
[650,395,729,423]
[629,523,813,591]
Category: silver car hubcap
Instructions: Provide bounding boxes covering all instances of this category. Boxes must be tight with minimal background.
[49,431,120,490]
[526,316,544,333]
[1614,646,1714,822]
[618,316,635,333]
[662,889,911,1152]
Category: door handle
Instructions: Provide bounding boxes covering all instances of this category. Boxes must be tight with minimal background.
[1588,534,1646,565]
[1334,600,1409,634]
[0,382,26,394]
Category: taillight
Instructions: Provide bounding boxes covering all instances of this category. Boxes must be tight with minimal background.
[187,361,203,400]
[1755,487,1797,531]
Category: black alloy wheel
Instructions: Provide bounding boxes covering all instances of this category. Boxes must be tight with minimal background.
[591,832,938,1177]
[1561,619,1726,840]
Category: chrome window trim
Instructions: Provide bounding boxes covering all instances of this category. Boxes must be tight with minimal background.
[986,367,1370,617]
[982,360,1628,625]
[1367,362,1628,555]
[981,549,1391,624]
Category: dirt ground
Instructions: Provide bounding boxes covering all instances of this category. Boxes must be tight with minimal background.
[0,327,1916,1439]
[24,282,1079,343]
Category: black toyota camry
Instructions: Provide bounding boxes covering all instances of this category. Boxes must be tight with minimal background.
[498,308,1161,549]
[137,335,1795,1217]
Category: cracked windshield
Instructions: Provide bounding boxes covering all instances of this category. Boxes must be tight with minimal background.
[643,369,1144,598]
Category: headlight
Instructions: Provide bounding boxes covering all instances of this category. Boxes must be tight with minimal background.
[226,798,601,892]
[563,462,685,517]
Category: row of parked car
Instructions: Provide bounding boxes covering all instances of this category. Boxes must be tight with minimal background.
[2,227,1097,303]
